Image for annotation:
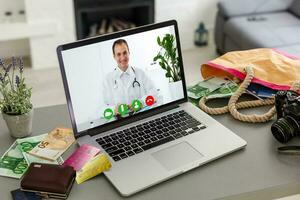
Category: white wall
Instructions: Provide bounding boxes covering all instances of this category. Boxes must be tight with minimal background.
[0,0,29,57]
[0,0,217,61]
[156,0,218,49]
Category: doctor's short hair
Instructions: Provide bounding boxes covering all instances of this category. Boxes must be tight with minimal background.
[112,39,130,55]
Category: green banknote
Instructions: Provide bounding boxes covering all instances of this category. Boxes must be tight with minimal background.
[187,77,228,99]
[16,134,64,165]
[0,141,28,179]
[206,81,239,100]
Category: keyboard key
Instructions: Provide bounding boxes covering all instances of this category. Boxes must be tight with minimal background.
[125,136,133,140]
[188,130,195,134]
[131,144,138,149]
[106,146,118,153]
[137,127,144,131]
[163,132,170,137]
[200,125,207,129]
[181,126,188,130]
[150,127,157,131]
[124,146,132,151]
[181,131,188,136]
[111,136,118,140]
[144,139,151,144]
[192,127,200,131]
[144,125,150,129]
[119,153,128,159]
[144,129,151,134]
[127,151,135,157]
[97,140,105,145]
[188,123,201,128]
[109,149,125,157]
[175,128,182,132]
[173,124,180,128]
[150,132,156,137]
[103,136,109,140]
[131,129,138,134]
[138,132,145,136]
[157,125,163,129]
[179,122,187,126]
[131,139,138,143]
[119,138,126,143]
[112,156,121,161]
[124,141,131,146]
[174,133,183,139]
[157,135,164,139]
[142,136,174,151]
[133,148,143,154]
[102,143,112,149]
[117,144,124,148]
[138,141,145,146]
[144,135,150,139]
[112,140,119,145]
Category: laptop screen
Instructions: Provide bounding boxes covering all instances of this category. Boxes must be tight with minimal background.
[59,22,186,134]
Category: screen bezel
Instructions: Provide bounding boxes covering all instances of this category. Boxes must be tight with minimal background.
[57,20,188,138]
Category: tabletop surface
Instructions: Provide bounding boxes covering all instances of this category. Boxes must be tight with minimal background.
[1,104,300,200]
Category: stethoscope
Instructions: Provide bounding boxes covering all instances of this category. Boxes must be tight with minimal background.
[113,66,141,89]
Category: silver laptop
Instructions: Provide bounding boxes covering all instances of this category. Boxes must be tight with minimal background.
[57,20,246,196]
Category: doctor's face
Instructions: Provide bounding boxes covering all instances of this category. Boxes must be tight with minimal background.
[113,43,130,71]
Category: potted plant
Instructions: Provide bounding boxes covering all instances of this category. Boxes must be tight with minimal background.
[0,57,33,138]
[153,33,183,99]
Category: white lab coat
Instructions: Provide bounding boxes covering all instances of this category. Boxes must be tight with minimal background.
[102,66,158,108]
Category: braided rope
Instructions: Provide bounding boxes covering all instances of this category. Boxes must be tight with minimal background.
[199,66,300,123]
[227,66,276,122]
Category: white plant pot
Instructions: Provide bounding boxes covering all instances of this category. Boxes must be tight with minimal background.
[169,81,183,100]
[2,109,33,138]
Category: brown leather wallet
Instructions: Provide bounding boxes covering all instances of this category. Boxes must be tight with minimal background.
[21,163,75,199]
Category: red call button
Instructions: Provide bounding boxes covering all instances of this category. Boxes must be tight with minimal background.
[145,95,154,106]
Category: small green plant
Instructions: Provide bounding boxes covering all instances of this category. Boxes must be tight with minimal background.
[0,57,32,115]
[153,34,181,82]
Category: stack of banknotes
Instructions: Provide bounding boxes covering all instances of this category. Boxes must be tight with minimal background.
[0,127,111,183]
[187,77,239,106]
[0,127,74,179]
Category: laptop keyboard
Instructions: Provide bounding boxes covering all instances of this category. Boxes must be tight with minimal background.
[96,110,206,162]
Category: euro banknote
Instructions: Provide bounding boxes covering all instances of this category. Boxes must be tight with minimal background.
[187,77,228,99]
[0,141,28,179]
[16,134,63,165]
[29,127,75,161]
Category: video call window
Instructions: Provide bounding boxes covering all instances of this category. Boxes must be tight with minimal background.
[62,25,184,132]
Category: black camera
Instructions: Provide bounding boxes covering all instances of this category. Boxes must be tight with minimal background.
[271,90,300,143]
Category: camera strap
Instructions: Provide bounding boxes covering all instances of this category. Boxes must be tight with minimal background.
[278,146,300,155]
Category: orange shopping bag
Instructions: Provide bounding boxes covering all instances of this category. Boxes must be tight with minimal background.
[199,48,300,123]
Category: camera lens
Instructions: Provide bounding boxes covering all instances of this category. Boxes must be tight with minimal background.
[271,117,298,143]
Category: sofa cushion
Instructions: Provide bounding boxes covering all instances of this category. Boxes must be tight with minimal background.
[219,0,293,18]
[224,12,300,49]
[289,0,300,17]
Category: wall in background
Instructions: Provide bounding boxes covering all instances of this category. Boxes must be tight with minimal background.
[0,0,217,60]
[0,0,29,57]
[156,0,218,49]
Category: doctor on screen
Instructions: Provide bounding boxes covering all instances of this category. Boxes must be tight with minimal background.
[102,39,159,115]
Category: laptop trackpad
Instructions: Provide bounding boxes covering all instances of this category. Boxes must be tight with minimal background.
[152,142,203,171]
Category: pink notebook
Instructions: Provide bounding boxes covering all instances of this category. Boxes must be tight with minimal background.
[63,144,100,171]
